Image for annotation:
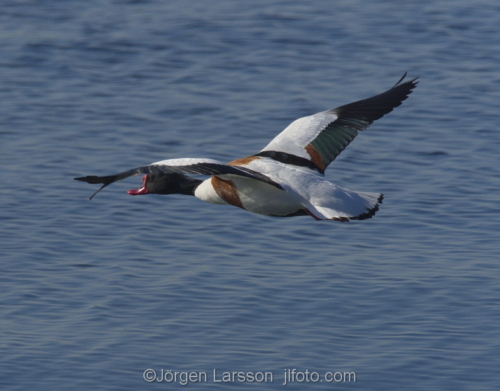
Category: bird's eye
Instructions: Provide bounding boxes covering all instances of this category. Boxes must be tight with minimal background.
[149,174,156,181]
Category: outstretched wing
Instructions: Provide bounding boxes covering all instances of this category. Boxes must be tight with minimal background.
[259,73,418,174]
[74,158,282,200]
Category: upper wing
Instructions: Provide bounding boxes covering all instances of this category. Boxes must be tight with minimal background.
[259,73,418,174]
[74,158,282,200]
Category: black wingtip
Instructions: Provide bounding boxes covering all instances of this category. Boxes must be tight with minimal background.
[393,72,420,89]
[74,174,119,200]
[392,72,408,88]
[74,175,106,184]
[88,184,109,200]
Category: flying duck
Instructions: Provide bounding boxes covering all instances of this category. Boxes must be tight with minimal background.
[75,74,417,221]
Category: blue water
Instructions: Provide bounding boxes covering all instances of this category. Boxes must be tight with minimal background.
[1,0,500,390]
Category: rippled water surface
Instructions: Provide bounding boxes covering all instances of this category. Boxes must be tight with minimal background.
[2,1,500,390]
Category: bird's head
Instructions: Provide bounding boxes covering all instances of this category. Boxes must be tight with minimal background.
[127,173,200,196]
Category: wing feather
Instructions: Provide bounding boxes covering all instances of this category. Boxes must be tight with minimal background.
[74,158,282,200]
[260,74,418,173]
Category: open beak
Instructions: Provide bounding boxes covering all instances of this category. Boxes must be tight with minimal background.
[127,175,149,196]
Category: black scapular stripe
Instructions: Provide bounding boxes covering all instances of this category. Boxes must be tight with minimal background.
[255,151,323,173]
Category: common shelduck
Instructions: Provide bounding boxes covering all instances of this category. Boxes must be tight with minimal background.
[75,74,417,221]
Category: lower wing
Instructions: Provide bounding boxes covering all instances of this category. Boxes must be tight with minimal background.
[74,158,282,200]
